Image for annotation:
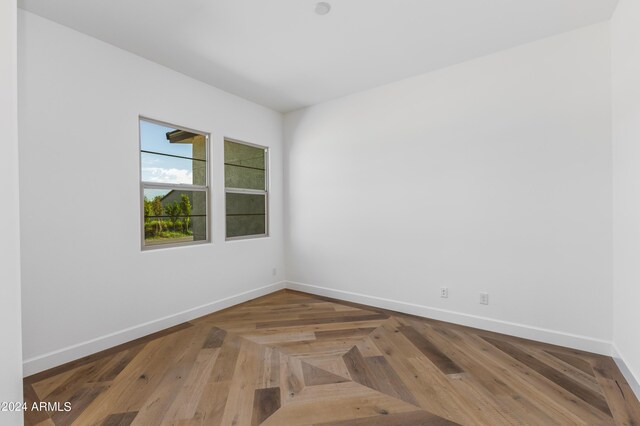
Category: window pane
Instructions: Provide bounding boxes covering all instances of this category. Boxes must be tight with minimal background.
[140,120,207,160]
[140,120,207,187]
[224,140,265,190]
[143,188,207,247]
[141,152,206,186]
[226,193,266,238]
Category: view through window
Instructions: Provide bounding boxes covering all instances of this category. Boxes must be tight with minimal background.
[140,118,209,248]
[224,139,268,239]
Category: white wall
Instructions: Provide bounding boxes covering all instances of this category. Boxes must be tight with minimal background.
[285,23,613,353]
[0,1,24,425]
[18,11,284,375]
[612,0,640,394]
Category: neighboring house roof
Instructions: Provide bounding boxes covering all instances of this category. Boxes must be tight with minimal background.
[166,129,198,144]
[160,190,193,205]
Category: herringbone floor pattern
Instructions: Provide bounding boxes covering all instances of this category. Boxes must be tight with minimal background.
[24,290,640,425]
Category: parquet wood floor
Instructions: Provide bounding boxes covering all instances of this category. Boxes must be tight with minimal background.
[24,290,640,425]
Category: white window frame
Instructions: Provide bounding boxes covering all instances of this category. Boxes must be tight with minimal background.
[224,138,269,241]
[139,116,211,250]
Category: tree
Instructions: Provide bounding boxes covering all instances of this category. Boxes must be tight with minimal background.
[152,196,164,234]
[165,202,181,231]
[180,194,192,234]
[143,197,153,225]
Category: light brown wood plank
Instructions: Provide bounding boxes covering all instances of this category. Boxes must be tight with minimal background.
[398,325,463,375]
[315,409,459,426]
[302,361,349,386]
[483,336,613,417]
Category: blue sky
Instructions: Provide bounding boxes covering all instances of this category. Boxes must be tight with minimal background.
[140,120,195,185]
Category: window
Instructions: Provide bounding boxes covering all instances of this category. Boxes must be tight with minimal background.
[140,118,209,249]
[224,139,269,240]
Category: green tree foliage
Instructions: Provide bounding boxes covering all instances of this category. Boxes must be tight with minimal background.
[180,194,192,233]
[143,197,153,225]
[165,202,181,231]
[152,196,164,233]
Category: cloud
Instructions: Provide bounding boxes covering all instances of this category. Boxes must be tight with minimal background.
[141,156,161,165]
[142,167,193,184]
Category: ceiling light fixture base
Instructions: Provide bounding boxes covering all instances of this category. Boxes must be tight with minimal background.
[315,2,331,16]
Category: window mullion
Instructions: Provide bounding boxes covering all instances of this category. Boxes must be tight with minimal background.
[143,182,207,191]
[225,187,267,195]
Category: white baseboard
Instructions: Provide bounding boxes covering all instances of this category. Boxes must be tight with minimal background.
[611,344,640,400]
[24,279,621,384]
[22,281,286,377]
[285,281,612,356]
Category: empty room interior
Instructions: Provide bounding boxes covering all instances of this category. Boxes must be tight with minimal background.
[2,0,640,424]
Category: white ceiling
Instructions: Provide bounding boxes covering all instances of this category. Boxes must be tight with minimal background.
[18,0,619,112]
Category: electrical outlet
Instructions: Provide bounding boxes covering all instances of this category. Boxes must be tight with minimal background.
[480,292,489,305]
[272,267,277,276]
[440,287,448,298]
